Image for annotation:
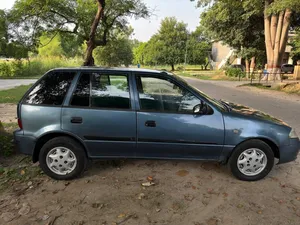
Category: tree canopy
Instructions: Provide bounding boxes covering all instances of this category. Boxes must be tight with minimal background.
[8,0,150,65]
[194,0,300,79]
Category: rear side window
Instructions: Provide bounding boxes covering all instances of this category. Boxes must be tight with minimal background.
[24,71,75,105]
[71,72,130,109]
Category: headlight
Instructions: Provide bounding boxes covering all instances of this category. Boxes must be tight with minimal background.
[289,128,298,138]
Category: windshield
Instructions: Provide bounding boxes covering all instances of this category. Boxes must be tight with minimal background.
[172,74,227,111]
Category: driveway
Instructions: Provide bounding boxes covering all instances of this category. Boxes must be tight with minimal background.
[1,78,300,225]
[0,79,37,90]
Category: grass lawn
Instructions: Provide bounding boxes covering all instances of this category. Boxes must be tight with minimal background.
[0,85,32,104]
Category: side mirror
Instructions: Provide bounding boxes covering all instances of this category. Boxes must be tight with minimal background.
[193,102,208,115]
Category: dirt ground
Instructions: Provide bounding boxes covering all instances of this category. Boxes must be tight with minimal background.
[0,104,16,123]
[1,103,300,225]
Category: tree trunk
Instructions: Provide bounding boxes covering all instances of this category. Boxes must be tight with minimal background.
[245,59,250,79]
[83,0,105,66]
[171,64,175,71]
[250,57,256,79]
[264,0,292,81]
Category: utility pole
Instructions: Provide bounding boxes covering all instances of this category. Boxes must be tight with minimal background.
[184,30,189,71]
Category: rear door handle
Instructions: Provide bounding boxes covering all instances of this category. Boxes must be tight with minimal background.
[71,117,83,124]
[145,120,156,127]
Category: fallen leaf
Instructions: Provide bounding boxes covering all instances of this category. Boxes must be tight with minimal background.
[296,197,300,201]
[257,210,262,214]
[223,192,228,197]
[138,193,145,200]
[176,170,189,177]
[147,176,153,181]
[156,209,161,212]
[142,182,155,187]
[20,170,25,175]
[192,186,197,190]
[118,213,126,218]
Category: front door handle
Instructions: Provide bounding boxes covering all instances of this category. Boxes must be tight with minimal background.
[71,117,83,124]
[145,120,156,127]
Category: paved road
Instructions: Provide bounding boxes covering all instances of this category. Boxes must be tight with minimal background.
[0,79,36,90]
[184,77,300,133]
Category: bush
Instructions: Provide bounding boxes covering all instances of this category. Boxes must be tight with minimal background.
[0,57,82,78]
[0,62,12,77]
[225,67,246,78]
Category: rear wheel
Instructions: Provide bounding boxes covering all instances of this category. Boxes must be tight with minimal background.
[229,140,274,181]
[39,137,87,180]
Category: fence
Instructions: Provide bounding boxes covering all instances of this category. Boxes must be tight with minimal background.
[244,72,298,84]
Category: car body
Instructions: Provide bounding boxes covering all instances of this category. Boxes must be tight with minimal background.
[281,64,294,74]
[14,67,299,181]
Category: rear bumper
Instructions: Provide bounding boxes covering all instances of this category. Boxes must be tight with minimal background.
[278,138,300,164]
[13,130,36,156]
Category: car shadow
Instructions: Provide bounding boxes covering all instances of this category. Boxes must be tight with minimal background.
[83,158,230,179]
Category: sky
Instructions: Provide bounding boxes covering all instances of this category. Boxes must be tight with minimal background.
[0,0,202,42]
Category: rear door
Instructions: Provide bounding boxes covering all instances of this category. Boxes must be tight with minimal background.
[62,70,137,158]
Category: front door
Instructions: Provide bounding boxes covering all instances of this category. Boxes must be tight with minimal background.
[135,74,224,160]
[62,71,136,158]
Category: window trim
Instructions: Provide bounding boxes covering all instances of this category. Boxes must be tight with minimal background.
[68,71,133,110]
[21,70,76,107]
[134,73,210,115]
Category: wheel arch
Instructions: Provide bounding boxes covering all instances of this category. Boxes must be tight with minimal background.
[226,137,280,163]
[33,131,88,163]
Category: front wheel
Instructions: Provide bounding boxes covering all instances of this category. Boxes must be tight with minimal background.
[39,137,87,180]
[229,140,274,181]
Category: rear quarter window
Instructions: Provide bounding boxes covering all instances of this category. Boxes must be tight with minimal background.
[24,71,75,105]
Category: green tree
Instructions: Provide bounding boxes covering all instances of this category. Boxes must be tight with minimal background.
[94,36,133,67]
[133,42,147,65]
[199,0,265,73]
[187,27,211,68]
[0,9,29,59]
[38,34,64,57]
[9,0,150,66]
[194,0,300,80]
[155,17,188,71]
[290,29,300,62]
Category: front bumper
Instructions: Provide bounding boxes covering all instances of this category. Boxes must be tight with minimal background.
[13,130,36,156]
[278,138,300,164]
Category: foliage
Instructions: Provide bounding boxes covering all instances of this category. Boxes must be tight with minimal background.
[225,67,246,78]
[0,9,29,59]
[199,0,265,59]
[8,0,150,63]
[0,57,81,78]
[94,36,133,67]
[290,29,300,62]
[156,17,188,70]
[132,17,189,70]
[187,27,211,66]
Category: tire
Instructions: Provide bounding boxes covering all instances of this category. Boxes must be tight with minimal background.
[228,140,274,181]
[39,137,87,180]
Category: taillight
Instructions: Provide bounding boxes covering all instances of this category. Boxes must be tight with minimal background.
[18,118,23,129]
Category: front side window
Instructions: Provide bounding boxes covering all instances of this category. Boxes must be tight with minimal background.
[71,72,130,109]
[24,71,75,105]
[137,76,200,113]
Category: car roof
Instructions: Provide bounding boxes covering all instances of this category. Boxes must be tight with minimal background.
[49,67,172,75]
